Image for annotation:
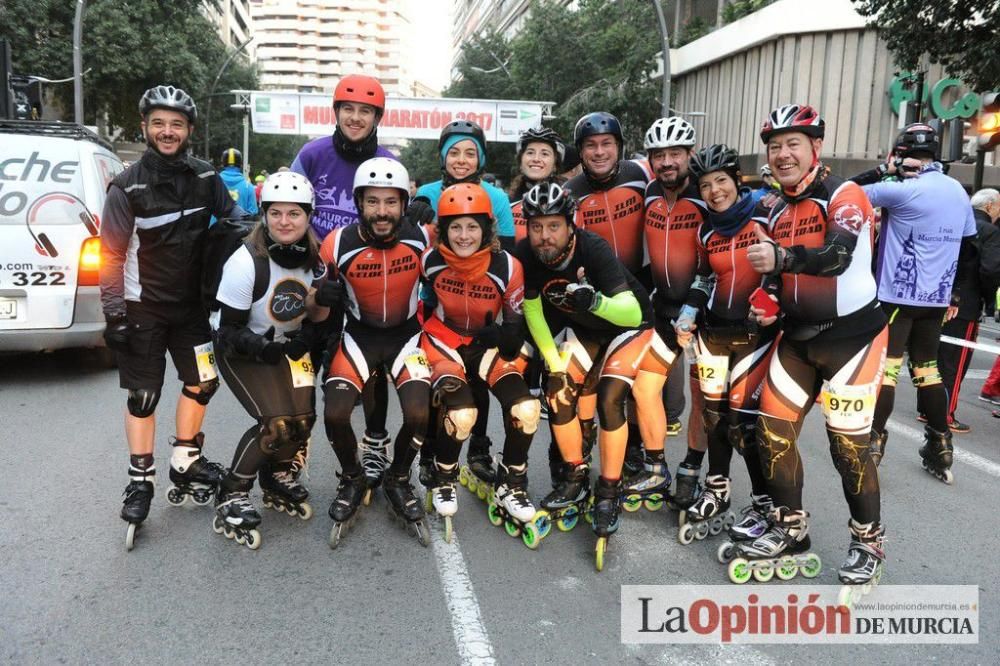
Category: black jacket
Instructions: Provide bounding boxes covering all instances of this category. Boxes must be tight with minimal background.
[975,208,1000,309]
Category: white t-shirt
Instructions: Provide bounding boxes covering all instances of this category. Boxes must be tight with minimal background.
[215,245,325,341]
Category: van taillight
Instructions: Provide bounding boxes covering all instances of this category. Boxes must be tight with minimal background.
[79,236,101,286]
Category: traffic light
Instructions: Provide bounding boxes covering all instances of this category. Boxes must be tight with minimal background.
[979,92,1000,151]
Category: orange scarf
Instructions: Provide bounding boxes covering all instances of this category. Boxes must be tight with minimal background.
[438,244,492,281]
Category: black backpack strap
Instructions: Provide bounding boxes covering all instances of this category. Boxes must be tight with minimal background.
[247,240,271,303]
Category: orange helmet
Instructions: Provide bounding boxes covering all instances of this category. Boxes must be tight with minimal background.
[334,74,385,112]
[437,183,494,247]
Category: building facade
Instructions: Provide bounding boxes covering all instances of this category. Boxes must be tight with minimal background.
[203,0,255,56]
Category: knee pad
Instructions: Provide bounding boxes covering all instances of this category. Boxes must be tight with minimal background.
[883,357,903,387]
[289,414,316,444]
[908,359,942,387]
[509,398,541,435]
[596,378,629,431]
[434,376,471,405]
[259,416,295,454]
[828,431,869,496]
[756,415,798,481]
[127,388,161,418]
[444,406,477,441]
[181,378,219,406]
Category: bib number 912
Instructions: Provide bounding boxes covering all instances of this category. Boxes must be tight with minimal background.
[9,271,66,287]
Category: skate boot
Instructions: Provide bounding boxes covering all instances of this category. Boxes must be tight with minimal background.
[679,474,736,545]
[671,462,702,510]
[919,426,954,484]
[359,430,392,505]
[869,428,888,468]
[166,433,225,506]
[213,489,262,550]
[418,450,435,488]
[489,460,549,549]
[717,494,773,563]
[383,470,431,547]
[838,520,886,607]
[622,437,645,482]
[259,463,312,520]
[328,470,366,549]
[459,435,495,502]
[591,477,623,572]
[539,462,592,532]
[727,507,822,584]
[622,457,672,513]
[121,478,154,552]
[424,462,459,543]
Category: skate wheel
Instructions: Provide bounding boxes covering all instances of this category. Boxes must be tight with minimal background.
[413,520,431,547]
[752,565,775,582]
[595,537,607,572]
[487,502,504,527]
[297,503,313,520]
[362,488,374,507]
[212,516,225,534]
[695,521,711,540]
[522,521,541,550]
[329,522,345,550]
[466,476,478,494]
[425,490,434,514]
[623,495,642,512]
[723,511,736,530]
[533,511,552,539]
[477,485,489,501]
[125,523,137,551]
[244,529,262,550]
[942,468,954,485]
[504,520,521,538]
[800,553,822,579]
[557,506,579,532]
[728,558,752,584]
[166,486,186,507]
[192,491,213,507]
[644,497,664,512]
[708,519,724,536]
[444,516,453,544]
[263,498,273,509]
[776,557,798,580]
[716,541,735,564]
[678,522,695,545]
[837,585,858,609]
[458,467,469,487]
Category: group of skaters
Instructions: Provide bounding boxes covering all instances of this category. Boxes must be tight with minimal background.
[100,74,988,597]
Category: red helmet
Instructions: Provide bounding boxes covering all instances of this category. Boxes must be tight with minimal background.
[334,75,385,112]
[760,104,824,144]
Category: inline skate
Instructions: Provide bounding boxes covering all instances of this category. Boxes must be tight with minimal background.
[328,470,366,549]
[424,461,459,543]
[591,477,623,572]
[838,520,886,607]
[919,426,954,484]
[259,463,312,520]
[458,435,495,502]
[213,489,262,550]
[717,494,772,563]
[538,462,592,532]
[166,433,225,506]
[488,461,549,549]
[727,508,822,583]
[359,430,392,505]
[679,475,736,545]
[121,478,154,551]
[671,462,702,510]
[622,457,672,513]
[383,470,431,547]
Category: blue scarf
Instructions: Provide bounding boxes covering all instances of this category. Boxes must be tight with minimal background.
[705,188,756,238]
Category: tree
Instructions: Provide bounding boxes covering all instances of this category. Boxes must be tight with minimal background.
[853,0,1000,92]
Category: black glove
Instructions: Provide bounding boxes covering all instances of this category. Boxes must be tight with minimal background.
[282,323,313,361]
[103,314,131,352]
[566,282,597,314]
[315,272,344,308]
[546,371,578,407]
[476,312,503,349]
[406,198,434,226]
[252,326,283,365]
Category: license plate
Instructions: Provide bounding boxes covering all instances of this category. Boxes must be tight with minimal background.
[0,298,16,320]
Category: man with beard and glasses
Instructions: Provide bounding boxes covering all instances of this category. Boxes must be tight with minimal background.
[100,85,249,547]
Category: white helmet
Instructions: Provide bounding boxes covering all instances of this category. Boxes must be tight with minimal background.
[352,157,410,208]
[261,171,315,209]
[643,116,696,151]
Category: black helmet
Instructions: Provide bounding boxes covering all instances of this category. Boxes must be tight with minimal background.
[516,127,565,165]
[689,144,740,181]
[573,112,623,149]
[139,85,197,123]
[438,119,487,152]
[522,182,576,223]
[220,148,243,169]
[893,123,940,160]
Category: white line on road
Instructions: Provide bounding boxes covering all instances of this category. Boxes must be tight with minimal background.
[886,418,1000,478]
[429,518,496,665]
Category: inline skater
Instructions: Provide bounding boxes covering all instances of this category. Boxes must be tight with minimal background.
[211,172,326,549]
[852,124,978,480]
[420,183,545,547]
[218,148,259,216]
[101,85,245,550]
[738,104,888,596]
[290,74,398,503]
[509,126,565,243]
[517,182,671,570]
[319,157,433,548]
[640,116,709,508]
[671,145,776,560]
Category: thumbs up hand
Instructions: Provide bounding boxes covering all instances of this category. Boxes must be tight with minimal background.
[747,225,783,275]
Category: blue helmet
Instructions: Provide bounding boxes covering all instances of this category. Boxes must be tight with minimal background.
[573,112,623,149]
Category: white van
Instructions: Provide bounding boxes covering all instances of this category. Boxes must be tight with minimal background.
[0,120,124,353]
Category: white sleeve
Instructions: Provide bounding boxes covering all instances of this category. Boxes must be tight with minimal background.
[216,246,257,311]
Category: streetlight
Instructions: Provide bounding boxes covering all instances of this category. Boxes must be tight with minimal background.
[73,0,85,124]
[204,35,254,159]
[651,0,671,118]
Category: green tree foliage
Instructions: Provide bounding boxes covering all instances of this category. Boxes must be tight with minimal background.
[676,17,710,47]
[722,0,775,25]
[853,0,1000,92]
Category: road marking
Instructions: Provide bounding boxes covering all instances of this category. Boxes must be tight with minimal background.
[886,418,1000,478]
[429,518,496,665]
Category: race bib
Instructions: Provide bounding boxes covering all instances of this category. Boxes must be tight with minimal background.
[403,350,432,380]
[289,352,316,388]
[696,354,729,395]
[821,381,877,431]
[193,342,218,382]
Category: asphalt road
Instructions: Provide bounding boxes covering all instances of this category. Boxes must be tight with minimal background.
[2,325,999,664]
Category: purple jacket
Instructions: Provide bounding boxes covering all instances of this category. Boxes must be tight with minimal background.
[290,136,396,241]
